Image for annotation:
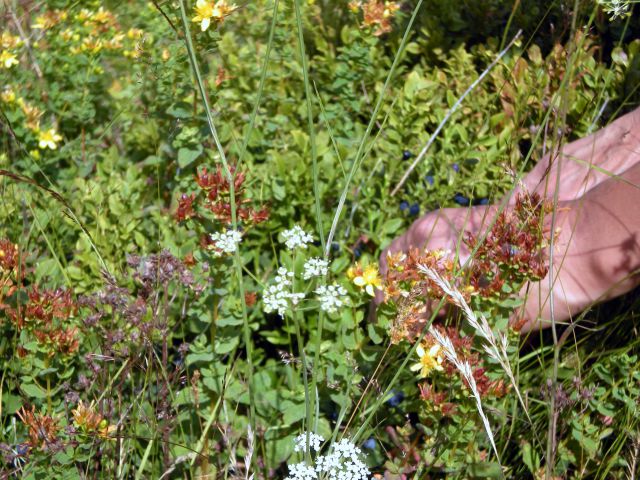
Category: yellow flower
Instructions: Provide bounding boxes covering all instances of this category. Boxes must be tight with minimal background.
[348,0,362,12]
[126,28,144,40]
[1,87,16,103]
[91,7,115,25]
[193,0,215,31]
[75,9,92,23]
[72,401,116,439]
[192,0,237,31]
[0,51,18,69]
[1,32,22,49]
[81,37,104,54]
[32,10,66,30]
[59,28,77,42]
[19,101,43,131]
[32,15,49,29]
[410,343,444,378]
[106,34,124,50]
[347,263,382,296]
[383,1,399,17]
[38,128,63,150]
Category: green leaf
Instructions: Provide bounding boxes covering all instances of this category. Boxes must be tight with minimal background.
[178,146,203,168]
[2,393,22,415]
[382,218,404,235]
[214,335,239,354]
[281,399,306,425]
[367,323,384,344]
[467,462,503,477]
[521,441,540,474]
[272,178,286,201]
[186,352,214,365]
[21,382,48,399]
[167,103,193,119]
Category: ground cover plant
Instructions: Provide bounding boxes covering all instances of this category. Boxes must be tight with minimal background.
[1,0,640,478]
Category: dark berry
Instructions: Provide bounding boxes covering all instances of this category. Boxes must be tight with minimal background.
[354,248,362,259]
[313,239,322,247]
[477,198,489,205]
[331,242,340,252]
[409,203,420,216]
[386,389,405,407]
[451,163,460,173]
[424,175,434,186]
[453,193,470,206]
[399,201,409,211]
[402,150,413,160]
[362,438,376,450]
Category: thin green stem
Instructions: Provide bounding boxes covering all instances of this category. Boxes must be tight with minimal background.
[545,2,592,476]
[236,0,280,170]
[324,0,424,258]
[177,0,256,444]
[291,306,311,460]
[293,0,324,250]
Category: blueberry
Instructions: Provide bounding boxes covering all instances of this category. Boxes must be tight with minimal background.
[362,437,376,450]
[386,389,405,407]
[451,163,460,173]
[453,193,470,206]
[331,242,340,252]
[409,203,420,216]
[328,410,338,421]
[402,150,413,160]
[354,248,362,259]
[313,239,322,247]
[477,198,489,205]
[399,201,409,211]
[424,175,434,186]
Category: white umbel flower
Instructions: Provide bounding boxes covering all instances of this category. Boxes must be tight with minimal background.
[262,267,305,317]
[294,432,325,453]
[315,284,348,313]
[286,434,371,480]
[282,225,314,250]
[314,438,371,480]
[210,230,242,256]
[303,257,329,280]
[285,462,318,480]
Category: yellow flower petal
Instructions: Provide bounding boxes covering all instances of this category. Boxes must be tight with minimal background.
[410,362,422,372]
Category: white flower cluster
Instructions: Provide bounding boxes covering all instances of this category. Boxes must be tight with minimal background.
[285,434,372,480]
[315,284,348,313]
[303,257,329,280]
[286,463,317,480]
[263,267,305,317]
[597,0,630,19]
[294,432,325,453]
[282,225,314,250]
[210,230,242,256]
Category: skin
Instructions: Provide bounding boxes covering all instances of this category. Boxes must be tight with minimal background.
[520,161,640,331]
[376,107,640,331]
